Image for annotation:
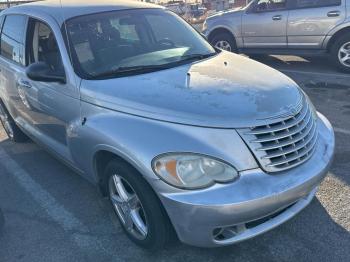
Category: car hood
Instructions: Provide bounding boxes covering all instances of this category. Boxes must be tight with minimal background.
[80,51,303,128]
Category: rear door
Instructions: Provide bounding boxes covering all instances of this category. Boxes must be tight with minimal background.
[287,0,346,49]
[242,0,289,48]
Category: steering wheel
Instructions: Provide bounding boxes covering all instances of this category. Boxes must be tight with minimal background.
[157,38,176,48]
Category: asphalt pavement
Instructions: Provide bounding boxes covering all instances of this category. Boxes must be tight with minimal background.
[0,55,349,262]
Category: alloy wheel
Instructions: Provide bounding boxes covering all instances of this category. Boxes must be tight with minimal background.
[338,42,350,67]
[109,174,148,240]
[214,40,232,51]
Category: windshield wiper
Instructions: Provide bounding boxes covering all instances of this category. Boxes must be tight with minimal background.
[89,53,216,79]
[179,53,216,63]
[90,64,172,79]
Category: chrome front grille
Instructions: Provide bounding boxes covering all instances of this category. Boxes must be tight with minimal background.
[238,100,318,172]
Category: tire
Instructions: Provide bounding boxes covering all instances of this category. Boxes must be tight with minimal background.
[104,159,173,250]
[210,32,237,53]
[330,34,350,73]
[0,101,28,142]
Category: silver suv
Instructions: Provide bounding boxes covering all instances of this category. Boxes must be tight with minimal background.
[0,0,334,249]
[203,0,350,72]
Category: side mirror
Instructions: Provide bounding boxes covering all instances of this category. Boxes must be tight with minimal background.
[26,62,66,84]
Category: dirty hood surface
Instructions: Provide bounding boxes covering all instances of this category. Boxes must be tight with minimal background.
[80,51,303,128]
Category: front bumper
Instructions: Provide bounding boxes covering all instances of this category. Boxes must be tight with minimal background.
[155,113,335,247]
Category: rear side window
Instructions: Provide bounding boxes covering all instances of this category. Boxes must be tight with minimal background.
[295,0,341,8]
[0,15,27,65]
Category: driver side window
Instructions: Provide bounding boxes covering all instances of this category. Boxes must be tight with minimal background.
[26,18,64,74]
[256,0,287,12]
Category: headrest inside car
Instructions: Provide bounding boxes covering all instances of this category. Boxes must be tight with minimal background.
[119,17,140,25]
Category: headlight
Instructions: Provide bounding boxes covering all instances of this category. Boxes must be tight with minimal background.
[152,154,239,189]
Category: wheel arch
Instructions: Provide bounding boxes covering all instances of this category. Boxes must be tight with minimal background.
[208,26,237,46]
[326,26,350,52]
[93,148,151,196]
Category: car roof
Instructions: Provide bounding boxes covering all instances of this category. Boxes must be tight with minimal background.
[3,0,163,24]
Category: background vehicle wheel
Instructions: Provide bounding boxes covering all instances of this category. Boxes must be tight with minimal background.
[105,159,174,250]
[210,32,237,52]
[331,34,350,73]
[0,102,28,142]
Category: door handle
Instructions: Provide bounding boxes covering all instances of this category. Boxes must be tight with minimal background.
[327,11,340,17]
[18,79,32,89]
[272,15,282,21]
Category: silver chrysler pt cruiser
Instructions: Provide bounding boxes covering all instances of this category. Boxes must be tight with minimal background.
[0,0,335,249]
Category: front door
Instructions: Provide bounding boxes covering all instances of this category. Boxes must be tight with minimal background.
[19,17,81,162]
[242,0,289,48]
[288,0,346,49]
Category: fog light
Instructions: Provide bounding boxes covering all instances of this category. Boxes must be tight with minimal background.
[213,225,246,241]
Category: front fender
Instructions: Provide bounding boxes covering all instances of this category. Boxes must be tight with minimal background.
[322,20,350,48]
[69,102,258,184]
[206,14,242,45]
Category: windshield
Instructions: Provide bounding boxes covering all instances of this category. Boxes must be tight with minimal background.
[64,9,216,79]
